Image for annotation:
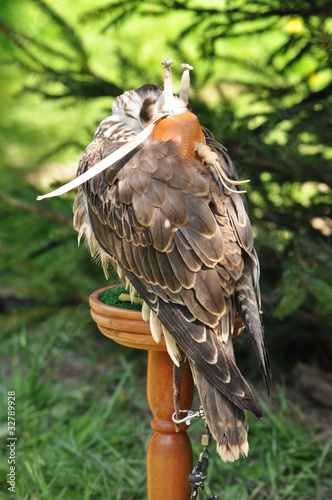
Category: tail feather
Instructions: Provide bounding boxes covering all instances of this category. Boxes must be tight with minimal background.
[191,362,249,462]
[189,333,260,462]
[235,263,272,397]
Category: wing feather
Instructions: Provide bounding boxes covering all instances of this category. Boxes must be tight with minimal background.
[128,168,151,194]
[160,186,188,226]
[76,129,270,456]
[195,269,226,316]
[144,178,167,207]
[148,209,173,252]
[186,197,218,237]
[156,250,182,293]
[131,192,154,226]
[173,230,202,272]
[167,244,196,289]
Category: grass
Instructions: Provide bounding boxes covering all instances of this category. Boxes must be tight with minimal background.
[188,386,332,500]
[1,303,332,500]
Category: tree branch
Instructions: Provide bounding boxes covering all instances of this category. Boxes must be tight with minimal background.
[0,193,73,227]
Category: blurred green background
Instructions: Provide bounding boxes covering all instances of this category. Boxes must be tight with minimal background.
[0,1,331,499]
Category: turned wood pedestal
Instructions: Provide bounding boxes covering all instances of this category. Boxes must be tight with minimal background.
[89,285,194,500]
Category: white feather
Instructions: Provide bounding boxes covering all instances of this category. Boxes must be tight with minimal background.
[162,325,181,367]
[142,301,150,322]
[150,310,163,343]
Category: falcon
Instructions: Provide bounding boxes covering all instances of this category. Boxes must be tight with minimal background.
[47,60,271,461]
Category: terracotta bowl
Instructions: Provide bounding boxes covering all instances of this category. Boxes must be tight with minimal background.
[89,284,167,351]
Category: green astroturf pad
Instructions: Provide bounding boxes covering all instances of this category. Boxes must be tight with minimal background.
[99,286,143,311]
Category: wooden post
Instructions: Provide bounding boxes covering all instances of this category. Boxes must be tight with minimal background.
[89,286,194,500]
[147,350,193,500]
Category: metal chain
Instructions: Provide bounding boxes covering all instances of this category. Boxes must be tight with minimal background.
[189,422,221,500]
[173,407,221,499]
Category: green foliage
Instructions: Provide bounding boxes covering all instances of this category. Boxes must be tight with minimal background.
[1,1,331,353]
[197,387,332,499]
[1,328,331,499]
[0,323,150,499]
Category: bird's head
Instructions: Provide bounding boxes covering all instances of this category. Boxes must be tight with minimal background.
[36,60,195,200]
[111,60,192,132]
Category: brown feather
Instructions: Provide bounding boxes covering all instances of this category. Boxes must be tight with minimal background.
[144,177,167,207]
[147,245,166,286]
[160,187,188,226]
[128,168,151,194]
[180,288,219,327]
[149,209,173,252]
[216,265,235,297]
[121,238,140,276]
[191,362,249,462]
[112,162,132,183]
[156,251,182,293]
[173,231,202,272]
[131,193,154,227]
[138,157,159,174]
[118,180,135,204]
[138,245,155,282]
[167,245,196,289]
[130,209,146,231]
[181,227,223,266]
[140,228,152,247]
[130,244,145,278]
[195,268,226,316]
[187,171,210,197]
[153,156,173,181]
[168,164,193,189]
[186,197,218,237]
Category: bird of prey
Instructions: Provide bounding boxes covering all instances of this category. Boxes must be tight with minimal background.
[71,60,271,462]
